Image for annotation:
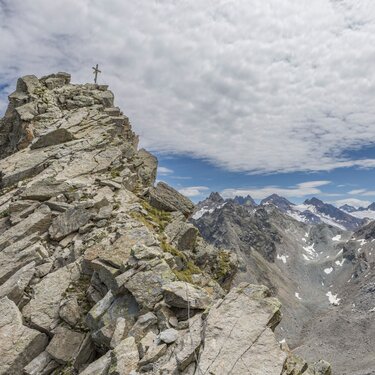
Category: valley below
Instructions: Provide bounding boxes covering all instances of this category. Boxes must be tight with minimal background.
[192,193,375,375]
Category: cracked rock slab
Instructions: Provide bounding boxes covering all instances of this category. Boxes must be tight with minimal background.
[0,297,48,375]
[49,208,91,240]
[197,283,286,375]
[22,262,81,332]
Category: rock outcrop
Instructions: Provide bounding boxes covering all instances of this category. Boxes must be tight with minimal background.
[0,73,328,374]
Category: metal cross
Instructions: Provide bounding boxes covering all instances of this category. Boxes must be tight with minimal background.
[92,64,101,84]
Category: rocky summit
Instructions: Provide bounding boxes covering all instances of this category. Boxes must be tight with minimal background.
[0,73,331,374]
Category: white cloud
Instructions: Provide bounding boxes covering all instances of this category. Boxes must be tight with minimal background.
[1,1,375,173]
[348,189,367,195]
[178,186,209,197]
[333,198,371,208]
[221,180,331,199]
[158,166,173,175]
[348,188,375,197]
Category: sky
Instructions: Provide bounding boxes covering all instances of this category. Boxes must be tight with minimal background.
[1,0,375,206]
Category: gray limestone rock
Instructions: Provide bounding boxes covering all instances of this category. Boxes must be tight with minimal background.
[162,281,212,310]
[136,148,158,187]
[108,337,139,375]
[148,182,194,216]
[22,262,81,332]
[23,351,60,375]
[49,208,91,240]
[197,283,286,375]
[21,177,71,201]
[31,128,75,149]
[0,297,48,375]
[59,295,81,327]
[159,328,179,344]
[46,326,85,364]
[0,261,35,304]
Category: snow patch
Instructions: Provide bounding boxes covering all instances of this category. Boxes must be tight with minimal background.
[277,254,288,264]
[326,291,340,306]
[335,259,345,267]
[357,239,367,246]
[295,292,302,300]
[303,243,318,260]
[324,267,333,274]
[332,235,342,241]
[192,203,226,220]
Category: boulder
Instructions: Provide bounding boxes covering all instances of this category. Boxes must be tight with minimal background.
[21,177,71,201]
[128,312,158,343]
[49,208,91,240]
[0,297,48,375]
[125,260,176,310]
[108,337,139,375]
[162,281,212,310]
[0,205,52,251]
[0,261,35,304]
[80,352,111,375]
[0,239,47,284]
[159,328,179,344]
[165,213,198,251]
[136,148,158,187]
[22,262,81,332]
[138,342,167,367]
[31,128,75,149]
[59,295,81,327]
[46,326,85,364]
[313,360,332,375]
[156,314,203,373]
[148,182,194,216]
[23,351,60,375]
[197,283,286,375]
[16,74,40,94]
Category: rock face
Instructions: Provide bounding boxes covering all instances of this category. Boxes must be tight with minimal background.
[148,182,194,216]
[0,297,48,375]
[0,73,326,374]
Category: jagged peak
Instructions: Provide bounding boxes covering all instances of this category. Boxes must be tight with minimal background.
[208,191,224,202]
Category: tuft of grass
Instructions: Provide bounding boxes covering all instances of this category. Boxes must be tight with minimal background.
[110,168,121,179]
[140,200,171,233]
[161,240,202,283]
[0,209,9,219]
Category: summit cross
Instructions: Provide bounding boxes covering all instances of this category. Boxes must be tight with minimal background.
[92,64,101,84]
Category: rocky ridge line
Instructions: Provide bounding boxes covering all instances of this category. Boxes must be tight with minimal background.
[0,73,330,375]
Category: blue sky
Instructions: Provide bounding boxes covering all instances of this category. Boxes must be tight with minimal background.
[154,153,375,206]
[1,0,375,207]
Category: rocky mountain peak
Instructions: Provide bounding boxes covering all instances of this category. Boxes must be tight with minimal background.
[208,191,224,203]
[231,194,257,206]
[0,73,328,375]
[304,197,324,207]
[261,194,294,211]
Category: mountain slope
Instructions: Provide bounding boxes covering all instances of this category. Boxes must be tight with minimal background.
[193,193,374,375]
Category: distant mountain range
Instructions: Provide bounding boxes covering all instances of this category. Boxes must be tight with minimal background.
[191,191,375,374]
[193,193,373,231]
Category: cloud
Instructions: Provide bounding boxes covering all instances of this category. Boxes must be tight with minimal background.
[1,1,375,173]
[158,166,173,175]
[178,186,209,197]
[221,180,331,199]
[333,198,372,208]
[348,188,375,196]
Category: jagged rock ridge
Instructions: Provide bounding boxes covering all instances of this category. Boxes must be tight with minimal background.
[0,73,329,375]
